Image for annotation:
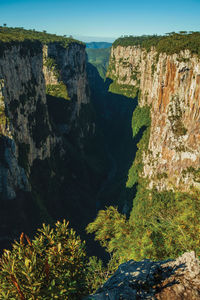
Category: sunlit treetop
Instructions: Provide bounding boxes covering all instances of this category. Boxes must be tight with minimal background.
[113,31,200,56]
[0,26,84,47]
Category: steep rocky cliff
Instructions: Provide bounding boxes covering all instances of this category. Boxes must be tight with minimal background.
[43,42,90,115]
[0,41,53,200]
[107,44,200,192]
[0,30,106,252]
[86,35,200,263]
[0,39,91,200]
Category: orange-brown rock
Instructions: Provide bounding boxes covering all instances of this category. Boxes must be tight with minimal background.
[108,46,200,191]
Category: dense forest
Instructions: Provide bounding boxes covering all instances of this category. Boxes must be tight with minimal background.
[86,47,111,79]
[113,31,200,56]
[0,26,82,47]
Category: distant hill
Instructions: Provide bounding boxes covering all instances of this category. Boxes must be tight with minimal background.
[86,47,111,79]
[86,42,112,49]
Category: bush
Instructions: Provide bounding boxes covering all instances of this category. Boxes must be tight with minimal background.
[0,220,88,299]
[87,189,200,262]
[85,255,118,294]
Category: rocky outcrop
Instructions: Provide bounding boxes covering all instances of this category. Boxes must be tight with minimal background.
[88,251,200,299]
[108,46,200,191]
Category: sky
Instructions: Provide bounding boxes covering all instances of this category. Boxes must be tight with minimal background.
[0,0,200,42]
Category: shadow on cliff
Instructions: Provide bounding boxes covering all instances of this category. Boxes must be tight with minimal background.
[87,62,143,215]
[28,89,111,261]
[0,63,144,262]
[30,62,143,261]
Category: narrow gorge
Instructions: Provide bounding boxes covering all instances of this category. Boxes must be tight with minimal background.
[0,30,140,258]
[87,34,200,265]
[0,29,200,299]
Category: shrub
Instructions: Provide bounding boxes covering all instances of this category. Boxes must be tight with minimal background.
[85,255,118,294]
[0,220,88,299]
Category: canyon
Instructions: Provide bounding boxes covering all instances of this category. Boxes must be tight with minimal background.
[0,30,200,261]
[0,35,109,256]
[0,29,200,298]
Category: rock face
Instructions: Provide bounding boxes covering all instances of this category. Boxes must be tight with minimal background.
[88,251,200,299]
[0,40,90,200]
[0,38,108,254]
[108,46,200,191]
[0,41,52,199]
[43,43,90,115]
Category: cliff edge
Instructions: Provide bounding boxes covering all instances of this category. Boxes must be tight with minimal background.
[88,251,200,299]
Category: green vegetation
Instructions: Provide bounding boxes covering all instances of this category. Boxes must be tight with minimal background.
[87,189,200,263]
[131,105,151,137]
[126,106,151,187]
[1,26,200,299]
[86,206,132,263]
[0,26,83,47]
[87,97,200,264]
[109,81,138,98]
[46,83,70,100]
[171,119,187,136]
[0,220,117,299]
[0,104,8,134]
[182,167,200,183]
[168,95,187,137]
[0,220,88,299]
[86,48,111,79]
[157,172,168,180]
[44,50,70,100]
[86,42,112,49]
[113,32,200,57]
[86,255,118,294]
[113,35,160,49]
[44,57,60,79]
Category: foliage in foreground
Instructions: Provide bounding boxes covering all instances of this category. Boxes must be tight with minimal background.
[87,188,200,263]
[0,221,88,299]
[0,220,117,299]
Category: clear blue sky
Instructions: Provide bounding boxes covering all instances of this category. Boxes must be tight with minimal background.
[0,0,200,42]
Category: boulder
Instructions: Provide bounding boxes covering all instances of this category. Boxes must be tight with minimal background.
[86,251,200,299]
